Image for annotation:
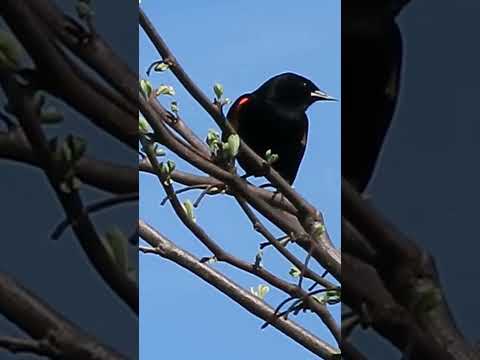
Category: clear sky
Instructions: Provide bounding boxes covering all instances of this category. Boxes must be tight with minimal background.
[139,1,340,359]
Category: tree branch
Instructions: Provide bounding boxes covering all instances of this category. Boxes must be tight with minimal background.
[1,73,138,314]
[139,220,340,359]
[0,272,127,359]
[0,130,137,194]
[25,0,138,106]
[140,95,340,278]
[0,1,137,149]
[342,180,478,359]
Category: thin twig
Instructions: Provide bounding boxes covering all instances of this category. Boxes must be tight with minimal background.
[234,196,335,290]
[160,185,207,206]
[51,192,138,239]
[193,184,224,207]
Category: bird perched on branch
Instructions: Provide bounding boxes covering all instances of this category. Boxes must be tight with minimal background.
[225,72,336,185]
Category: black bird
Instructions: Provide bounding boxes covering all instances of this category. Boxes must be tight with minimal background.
[342,0,406,192]
[225,72,336,185]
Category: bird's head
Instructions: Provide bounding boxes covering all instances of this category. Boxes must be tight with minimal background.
[255,72,336,112]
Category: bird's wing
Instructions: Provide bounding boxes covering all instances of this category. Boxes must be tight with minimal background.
[280,114,309,184]
[385,25,403,104]
[296,114,308,167]
[300,115,309,148]
[226,93,253,132]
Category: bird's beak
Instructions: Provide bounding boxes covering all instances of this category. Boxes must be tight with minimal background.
[311,90,337,101]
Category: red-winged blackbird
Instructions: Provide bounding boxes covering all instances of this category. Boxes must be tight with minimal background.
[342,1,404,193]
[225,72,336,185]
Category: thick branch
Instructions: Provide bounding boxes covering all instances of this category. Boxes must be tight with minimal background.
[0,130,137,194]
[0,273,126,360]
[139,220,340,359]
[25,0,138,106]
[342,180,478,359]
[142,140,339,342]
[0,1,137,149]
[139,160,298,215]
[342,253,459,360]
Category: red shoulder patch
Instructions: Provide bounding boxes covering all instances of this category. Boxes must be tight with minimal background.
[238,97,250,106]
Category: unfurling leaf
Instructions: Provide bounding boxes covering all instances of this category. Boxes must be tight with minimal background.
[226,134,240,159]
[206,129,221,156]
[0,30,21,71]
[182,200,196,222]
[166,160,176,173]
[66,135,87,162]
[104,227,129,272]
[312,222,325,238]
[265,149,279,165]
[75,0,94,19]
[140,79,153,99]
[313,289,341,305]
[153,144,165,157]
[413,278,442,316]
[139,115,151,135]
[154,62,170,72]
[160,160,176,185]
[206,129,221,146]
[55,135,87,193]
[250,284,270,300]
[156,84,175,96]
[213,83,224,99]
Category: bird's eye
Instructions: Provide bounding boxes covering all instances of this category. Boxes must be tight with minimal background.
[303,82,308,87]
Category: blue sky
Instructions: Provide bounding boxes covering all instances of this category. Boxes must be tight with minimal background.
[139,1,340,358]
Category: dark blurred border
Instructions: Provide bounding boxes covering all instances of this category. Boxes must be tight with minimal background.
[0,1,138,359]
[342,1,480,359]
